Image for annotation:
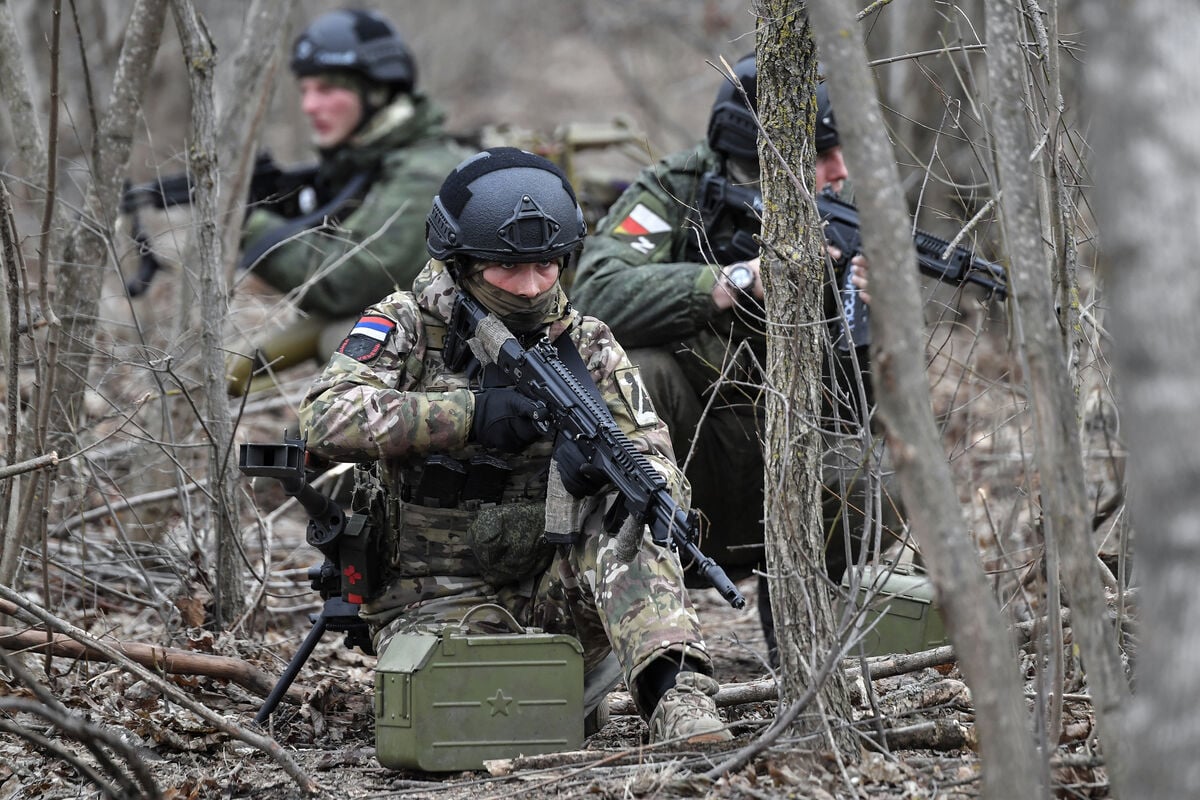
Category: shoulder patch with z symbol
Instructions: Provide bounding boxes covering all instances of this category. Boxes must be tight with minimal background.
[614,366,659,429]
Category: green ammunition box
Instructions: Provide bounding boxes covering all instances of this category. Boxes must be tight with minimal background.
[374,611,584,772]
[840,564,949,657]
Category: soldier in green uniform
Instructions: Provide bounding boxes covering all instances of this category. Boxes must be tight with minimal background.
[298,148,732,744]
[228,8,470,396]
[570,54,905,660]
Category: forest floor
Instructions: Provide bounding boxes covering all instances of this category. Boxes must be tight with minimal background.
[0,511,1115,800]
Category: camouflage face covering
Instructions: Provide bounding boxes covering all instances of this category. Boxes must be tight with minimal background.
[463,271,565,333]
[465,501,555,585]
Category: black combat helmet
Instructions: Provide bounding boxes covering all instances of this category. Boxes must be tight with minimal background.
[290,8,417,93]
[706,53,758,161]
[426,148,588,270]
[707,53,841,157]
[815,80,839,153]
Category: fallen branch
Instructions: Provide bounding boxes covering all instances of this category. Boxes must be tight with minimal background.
[883,718,976,751]
[0,583,319,795]
[847,646,956,681]
[608,677,779,716]
[607,611,1087,717]
[0,626,305,704]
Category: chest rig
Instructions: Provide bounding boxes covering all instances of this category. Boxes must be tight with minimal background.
[353,312,554,579]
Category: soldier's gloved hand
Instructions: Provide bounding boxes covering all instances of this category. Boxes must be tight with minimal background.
[471,388,544,452]
[554,435,610,498]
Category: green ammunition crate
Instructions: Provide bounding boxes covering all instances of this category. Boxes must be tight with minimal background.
[374,615,584,772]
[840,564,949,657]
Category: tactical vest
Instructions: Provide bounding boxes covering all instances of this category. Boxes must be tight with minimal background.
[353,312,556,581]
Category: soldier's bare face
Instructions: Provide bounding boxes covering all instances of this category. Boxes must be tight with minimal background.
[479,261,560,298]
[816,145,849,194]
[299,76,364,149]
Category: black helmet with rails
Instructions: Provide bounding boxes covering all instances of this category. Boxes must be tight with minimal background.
[707,53,840,158]
[290,8,417,93]
[706,53,758,161]
[815,80,839,154]
[426,148,588,271]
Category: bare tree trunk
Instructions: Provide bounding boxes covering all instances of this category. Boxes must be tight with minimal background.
[983,2,1130,792]
[215,0,293,277]
[169,0,242,628]
[754,1,857,758]
[1084,3,1200,798]
[39,0,168,503]
[0,0,47,179]
[805,2,1043,797]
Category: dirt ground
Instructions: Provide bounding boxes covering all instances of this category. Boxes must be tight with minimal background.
[0,493,1115,800]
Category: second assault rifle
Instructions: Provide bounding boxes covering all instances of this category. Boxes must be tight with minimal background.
[238,435,379,724]
[698,172,1008,349]
[445,291,747,610]
[120,152,319,296]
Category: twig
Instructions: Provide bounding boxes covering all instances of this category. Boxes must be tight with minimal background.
[1,646,160,798]
[0,716,125,799]
[0,451,60,480]
[0,583,319,795]
[50,477,208,538]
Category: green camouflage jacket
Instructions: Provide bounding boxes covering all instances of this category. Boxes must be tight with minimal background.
[241,93,470,319]
[572,142,871,424]
[569,142,765,406]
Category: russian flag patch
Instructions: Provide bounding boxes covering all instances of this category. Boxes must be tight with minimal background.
[338,314,395,362]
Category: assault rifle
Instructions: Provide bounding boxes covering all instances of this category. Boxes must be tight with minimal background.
[238,435,379,724]
[697,173,1008,349]
[120,152,319,296]
[445,291,747,610]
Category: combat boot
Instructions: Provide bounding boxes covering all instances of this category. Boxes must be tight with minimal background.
[648,672,733,744]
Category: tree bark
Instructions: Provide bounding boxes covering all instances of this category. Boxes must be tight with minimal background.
[753,1,857,758]
[805,1,1043,798]
[983,1,1130,792]
[0,0,47,180]
[169,0,242,628]
[215,0,292,280]
[1083,2,1200,798]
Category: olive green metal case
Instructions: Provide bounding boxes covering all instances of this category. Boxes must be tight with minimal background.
[841,563,949,656]
[374,615,584,772]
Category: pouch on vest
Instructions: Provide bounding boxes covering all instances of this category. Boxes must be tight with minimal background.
[412,455,467,508]
[461,454,511,505]
[465,501,554,586]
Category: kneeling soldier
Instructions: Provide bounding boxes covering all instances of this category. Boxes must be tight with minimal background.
[298,148,733,744]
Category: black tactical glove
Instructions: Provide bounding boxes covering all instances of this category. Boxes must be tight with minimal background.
[471,389,544,452]
[554,435,610,498]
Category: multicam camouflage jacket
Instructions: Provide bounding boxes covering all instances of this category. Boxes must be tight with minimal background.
[298,259,687,584]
